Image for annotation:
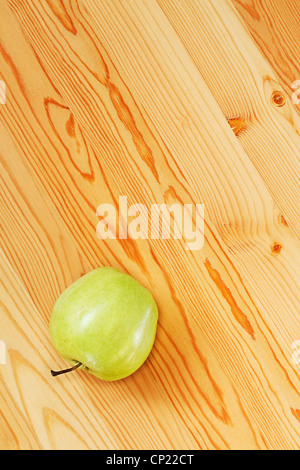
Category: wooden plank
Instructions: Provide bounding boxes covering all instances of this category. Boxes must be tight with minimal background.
[232,0,300,114]
[0,245,117,450]
[0,0,299,449]
[156,0,300,237]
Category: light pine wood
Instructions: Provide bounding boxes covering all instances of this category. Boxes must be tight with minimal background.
[0,0,299,450]
[156,0,300,237]
[232,0,300,116]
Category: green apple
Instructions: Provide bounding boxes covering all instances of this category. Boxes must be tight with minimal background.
[49,267,158,381]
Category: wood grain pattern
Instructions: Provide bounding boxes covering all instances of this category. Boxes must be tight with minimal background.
[232,0,300,116]
[0,0,299,450]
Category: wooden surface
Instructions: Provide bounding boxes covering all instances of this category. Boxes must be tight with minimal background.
[0,0,299,450]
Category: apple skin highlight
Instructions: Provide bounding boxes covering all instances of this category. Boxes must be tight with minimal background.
[49,267,158,381]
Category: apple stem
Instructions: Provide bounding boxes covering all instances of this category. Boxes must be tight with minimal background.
[50,361,82,377]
